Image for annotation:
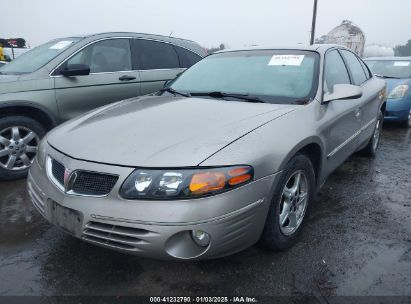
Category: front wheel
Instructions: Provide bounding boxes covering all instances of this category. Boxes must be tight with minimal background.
[401,109,411,128]
[258,154,316,251]
[0,116,46,180]
[362,110,383,157]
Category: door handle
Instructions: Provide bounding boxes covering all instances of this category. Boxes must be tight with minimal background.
[355,109,361,118]
[119,75,136,81]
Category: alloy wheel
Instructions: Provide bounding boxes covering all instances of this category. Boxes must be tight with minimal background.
[0,126,39,171]
[279,170,309,236]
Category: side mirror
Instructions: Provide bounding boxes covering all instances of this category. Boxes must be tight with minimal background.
[323,84,362,103]
[60,64,90,77]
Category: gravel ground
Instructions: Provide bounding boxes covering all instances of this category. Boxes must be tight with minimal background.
[0,125,410,300]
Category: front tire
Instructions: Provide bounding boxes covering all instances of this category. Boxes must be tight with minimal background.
[401,110,411,128]
[362,110,383,157]
[0,116,46,180]
[258,154,316,251]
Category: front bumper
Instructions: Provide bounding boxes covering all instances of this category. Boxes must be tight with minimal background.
[28,147,279,260]
[384,99,411,122]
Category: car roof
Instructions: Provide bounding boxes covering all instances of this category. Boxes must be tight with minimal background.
[55,32,206,56]
[214,44,348,54]
[72,32,198,44]
[365,57,411,61]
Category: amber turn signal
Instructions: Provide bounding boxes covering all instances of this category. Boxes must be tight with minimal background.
[228,166,253,186]
[190,172,226,194]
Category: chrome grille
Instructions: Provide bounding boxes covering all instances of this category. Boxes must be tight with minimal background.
[83,221,151,251]
[70,171,118,196]
[47,156,118,196]
[51,159,65,187]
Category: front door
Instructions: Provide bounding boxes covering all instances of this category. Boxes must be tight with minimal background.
[54,38,141,121]
[320,49,363,176]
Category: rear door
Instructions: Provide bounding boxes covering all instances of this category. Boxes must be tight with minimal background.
[131,39,185,95]
[322,49,363,175]
[54,38,141,121]
[340,50,379,145]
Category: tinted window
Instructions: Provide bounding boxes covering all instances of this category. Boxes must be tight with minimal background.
[133,39,179,70]
[171,50,320,104]
[340,50,367,85]
[174,46,202,68]
[324,50,351,93]
[66,39,131,73]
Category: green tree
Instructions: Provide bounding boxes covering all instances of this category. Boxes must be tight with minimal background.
[394,40,411,56]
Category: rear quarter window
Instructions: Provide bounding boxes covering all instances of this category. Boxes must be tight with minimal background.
[132,39,180,70]
[174,46,202,68]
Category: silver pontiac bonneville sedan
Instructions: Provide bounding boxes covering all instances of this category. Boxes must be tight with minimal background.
[28,45,386,260]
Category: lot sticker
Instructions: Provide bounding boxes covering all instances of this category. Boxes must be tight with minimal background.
[268,55,305,66]
[393,61,410,67]
[49,41,74,50]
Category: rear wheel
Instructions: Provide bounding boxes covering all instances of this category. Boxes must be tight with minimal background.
[258,154,315,251]
[362,110,383,157]
[0,116,46,180]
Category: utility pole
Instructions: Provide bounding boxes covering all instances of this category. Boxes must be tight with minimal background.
[310,0,318,45]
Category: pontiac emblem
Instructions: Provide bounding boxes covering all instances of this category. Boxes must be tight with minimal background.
[63,168,71,191]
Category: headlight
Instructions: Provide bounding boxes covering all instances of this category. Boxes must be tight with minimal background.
[36,137,48,168]
[120,166,254,200]
[388,85,409,99]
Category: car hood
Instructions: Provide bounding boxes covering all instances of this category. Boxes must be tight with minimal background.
[0,74,20,83]
[48,96,297,167]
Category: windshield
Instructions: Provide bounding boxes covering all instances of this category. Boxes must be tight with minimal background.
[365,60,411,79]
[170,50,320,104]
[0,38,81,74]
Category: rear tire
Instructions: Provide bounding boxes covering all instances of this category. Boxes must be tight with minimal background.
[258,154,315,251]
[362,110,383,157]
[0,116,46,181]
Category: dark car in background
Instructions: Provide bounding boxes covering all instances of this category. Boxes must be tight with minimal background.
[0,32,206,180]
[365,57,411,128]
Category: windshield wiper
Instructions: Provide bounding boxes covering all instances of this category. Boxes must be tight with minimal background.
[159,87,191,97]
[375,74,401,79]
[190,91,265,103]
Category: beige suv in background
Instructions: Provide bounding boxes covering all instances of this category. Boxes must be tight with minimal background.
[0,32,206,180]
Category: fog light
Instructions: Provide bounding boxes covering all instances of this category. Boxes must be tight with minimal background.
[191,230,210,247]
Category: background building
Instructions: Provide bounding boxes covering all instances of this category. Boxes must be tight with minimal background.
[316,20,366,57]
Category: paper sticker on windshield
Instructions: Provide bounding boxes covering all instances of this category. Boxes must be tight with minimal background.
[49,41,73,50]
[268,55,305,66]
[394,61,410,67]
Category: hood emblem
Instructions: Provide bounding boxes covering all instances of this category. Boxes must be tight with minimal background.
[63,168,78,192]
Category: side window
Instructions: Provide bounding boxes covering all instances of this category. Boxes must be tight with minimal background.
[340,50,367,85]
[133,39,179,70]
[359,58,372,79]
[66,39,132,73]
[174,46,202,68]
[324,50,351,93]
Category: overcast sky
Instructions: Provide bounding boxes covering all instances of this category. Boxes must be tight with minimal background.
[2,0,410,48]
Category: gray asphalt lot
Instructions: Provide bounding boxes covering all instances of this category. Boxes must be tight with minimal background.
[0,125,410,298]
